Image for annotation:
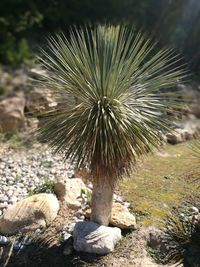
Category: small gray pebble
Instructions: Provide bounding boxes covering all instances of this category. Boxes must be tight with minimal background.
[66,223,76,233]
[35,229,42,234]
[0,202,8,209]
[79,215,85,220]
[22,236,32,245]
[124,202,131,208]
[180,213,188,221]
[13,240,24,251]
[63,233,72,241]
[0,235,9,245]
[189,206,199,214]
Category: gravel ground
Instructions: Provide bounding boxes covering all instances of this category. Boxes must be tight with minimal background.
[0,142,76,216]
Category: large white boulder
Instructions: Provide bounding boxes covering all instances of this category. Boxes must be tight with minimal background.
[0,193,59,235]
[73,221,121,254]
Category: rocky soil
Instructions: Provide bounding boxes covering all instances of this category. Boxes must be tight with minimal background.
[0,143,76,217]
[0,140,138,266]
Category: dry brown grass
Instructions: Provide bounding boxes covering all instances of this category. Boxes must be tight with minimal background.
[120,142,200,226]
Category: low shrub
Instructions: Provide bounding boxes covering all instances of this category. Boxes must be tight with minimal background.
[162,211,200,267]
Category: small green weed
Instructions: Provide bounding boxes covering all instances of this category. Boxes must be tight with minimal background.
[0,86,5,95]
[0,131,21,149]
[28,177,55,196]
[128,207,150,223]
[81,188,92,205]
[0,129,38,149]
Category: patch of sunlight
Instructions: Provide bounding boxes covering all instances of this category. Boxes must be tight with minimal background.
[120,142,199,226]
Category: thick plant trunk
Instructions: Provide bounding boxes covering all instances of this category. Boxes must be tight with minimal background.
[91,178,114,226]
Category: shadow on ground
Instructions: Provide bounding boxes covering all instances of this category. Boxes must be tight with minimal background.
[1,240,104,267]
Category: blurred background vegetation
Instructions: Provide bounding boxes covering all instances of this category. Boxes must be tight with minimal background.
[0,0,200,77]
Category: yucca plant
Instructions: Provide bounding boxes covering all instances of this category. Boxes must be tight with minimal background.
[37,25,186,225]
[163,213,200,267]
